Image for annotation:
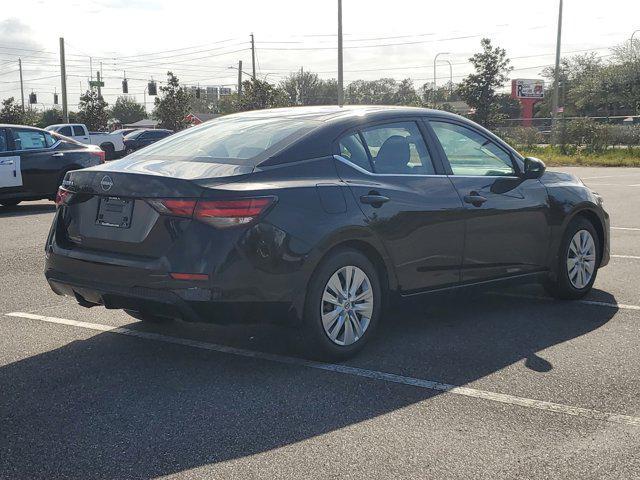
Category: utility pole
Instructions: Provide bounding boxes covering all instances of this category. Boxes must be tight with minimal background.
[18,58,24,111]
[237,60,243,96]
[97,71,102,98]
[250,34,256,80]
[337,0,344,106]
[299,66,304,105]
[90,56,93,83]
[551,0,563,144]
[59,37,69,123]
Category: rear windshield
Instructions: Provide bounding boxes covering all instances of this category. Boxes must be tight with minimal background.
[126,115,319,165]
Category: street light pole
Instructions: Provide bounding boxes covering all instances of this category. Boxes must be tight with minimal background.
[443,59,453,95]
[337,0,344,106]
[433,52,450,105]
[631,29,640,60]
[551,0,564,144]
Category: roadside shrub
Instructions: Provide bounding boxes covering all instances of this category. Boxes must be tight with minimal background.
[608,125,640,147]
[563,118,609,153]
[495,126,543,149]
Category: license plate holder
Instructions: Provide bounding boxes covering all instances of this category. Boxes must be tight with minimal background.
[96,197,134,228]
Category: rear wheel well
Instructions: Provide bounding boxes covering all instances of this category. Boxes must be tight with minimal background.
[573,209,604,265]
[321,240,390,298]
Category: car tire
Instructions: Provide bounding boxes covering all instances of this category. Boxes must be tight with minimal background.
[544,217,600,300]
[300,248,382,360]
[124,309,174,323]
[0,200,20,207]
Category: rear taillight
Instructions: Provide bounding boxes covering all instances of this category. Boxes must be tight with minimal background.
[91,150,106,163]
[148,196,276,228]
[55,187,71,207]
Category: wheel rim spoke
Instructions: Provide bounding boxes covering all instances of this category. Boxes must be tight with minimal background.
[321,265,374,346]
[350,312,364,338]
[567,229,596,290]
[322,307,342,331]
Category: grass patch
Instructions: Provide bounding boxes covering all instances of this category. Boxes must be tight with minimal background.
[519,146,640,167]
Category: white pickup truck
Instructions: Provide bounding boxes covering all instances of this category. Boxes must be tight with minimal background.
[45,124,125,160]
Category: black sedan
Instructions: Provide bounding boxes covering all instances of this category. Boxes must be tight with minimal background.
[0,124,105,207]
[45,106,610,359]
[123,129,173,154]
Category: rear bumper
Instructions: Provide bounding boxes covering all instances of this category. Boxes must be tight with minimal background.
[45,268,294,325]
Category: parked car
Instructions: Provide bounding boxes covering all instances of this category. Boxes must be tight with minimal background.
[0,124,105,207]
[123,129,173,154]
[45,106,610,359]
[110,128,139,138]
[45,124,125,160]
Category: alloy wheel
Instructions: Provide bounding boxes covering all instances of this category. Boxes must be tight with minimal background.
[321,265,374,346]
[567,229,596,289]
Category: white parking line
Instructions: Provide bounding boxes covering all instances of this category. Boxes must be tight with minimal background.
[611,254,640,260]
[5,311,640,428]
[488,292,640,311]
[612,227,640,232]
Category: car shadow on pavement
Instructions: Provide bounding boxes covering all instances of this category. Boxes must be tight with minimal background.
[0,202,55,218]
[0,286,619,479]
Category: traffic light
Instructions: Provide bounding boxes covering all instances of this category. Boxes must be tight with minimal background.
[53,93,59,105]
[122,79,128,94]
[29,92,37,104]
[147,81,157,96]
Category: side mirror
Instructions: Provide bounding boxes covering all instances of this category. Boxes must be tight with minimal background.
[522,157,546,179]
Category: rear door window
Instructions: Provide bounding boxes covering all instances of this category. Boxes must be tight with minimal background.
[338,133,372,172]
[72,126,85,136]
[12,129,48,150]
[59,126,72,136]
[360,122,435,175]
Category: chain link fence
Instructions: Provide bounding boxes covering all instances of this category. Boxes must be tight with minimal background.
[495,116,640,152]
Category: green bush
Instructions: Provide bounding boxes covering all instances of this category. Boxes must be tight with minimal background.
[495,126,544,149]
[561,118,609,153]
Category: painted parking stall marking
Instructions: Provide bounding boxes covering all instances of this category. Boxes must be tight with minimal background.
[5,311,640,428]
[612,227,640,232]
[488,292,640,312]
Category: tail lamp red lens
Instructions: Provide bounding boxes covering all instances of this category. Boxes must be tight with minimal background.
[90,150,106,163]
[55,187,71,206]
[170,273,209,281]
[148,196,276,228]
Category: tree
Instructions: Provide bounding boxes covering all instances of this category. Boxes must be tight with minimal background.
[39,108,64,127]
[0,97,24,124]
[77,89,109,131]
[457,38,513,128]
[345,78,397,104]
[110,96,146,124]
[279,71,337,105]
[153,72,191,131]
[393,79,420,106]
[238,78,288,111]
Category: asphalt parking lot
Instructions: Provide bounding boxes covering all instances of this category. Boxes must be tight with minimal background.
[1,166,640,479]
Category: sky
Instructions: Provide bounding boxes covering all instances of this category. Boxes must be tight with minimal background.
[0,0,638,111]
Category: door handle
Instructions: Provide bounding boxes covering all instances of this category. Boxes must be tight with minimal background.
[0,159,14,165]
[52,152,64,157]
[463,192,488,207]
[360,193,390,207]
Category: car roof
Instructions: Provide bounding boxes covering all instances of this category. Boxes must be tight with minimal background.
[223,105,461,123]
[0,124,48,131]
